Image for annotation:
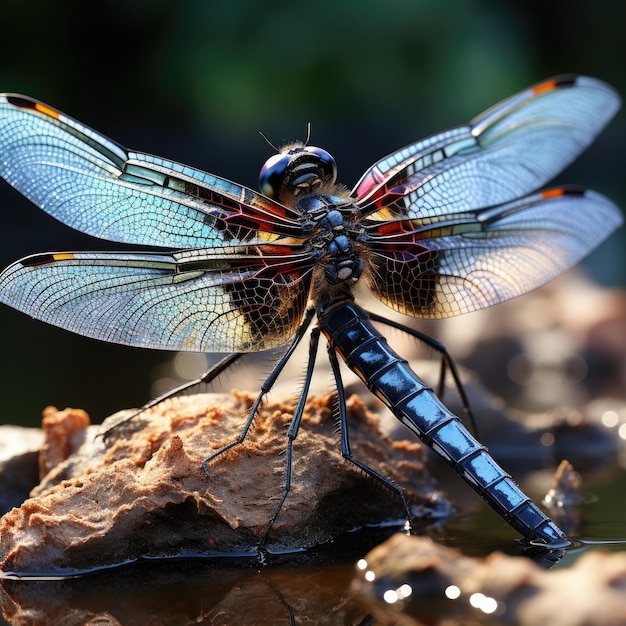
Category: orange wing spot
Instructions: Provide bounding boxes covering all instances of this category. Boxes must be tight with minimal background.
[263,244,296,255]
[253,197,287,217]
[52,253,75,261]
[533,79,558,95]
[541,188,566,199]
[255,231,284,243]
[34,103,60,120]
[375,221,410,236]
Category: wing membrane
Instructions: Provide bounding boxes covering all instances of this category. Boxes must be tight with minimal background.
[365,188,622,318]
[0,95,303,248]
[354,75,620,220]
[0,247,313,352]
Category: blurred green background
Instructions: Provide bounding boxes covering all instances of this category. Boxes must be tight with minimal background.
[0,0,623,425]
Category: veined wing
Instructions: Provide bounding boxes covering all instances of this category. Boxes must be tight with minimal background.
[364,187,622,318]
[0,245,314,352]
[352,75,620,220]
[0,95,304,248]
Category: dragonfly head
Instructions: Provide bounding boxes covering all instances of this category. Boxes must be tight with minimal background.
[259,143,337,203]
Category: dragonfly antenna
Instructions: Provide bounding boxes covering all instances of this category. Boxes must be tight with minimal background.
[258,131,280,153]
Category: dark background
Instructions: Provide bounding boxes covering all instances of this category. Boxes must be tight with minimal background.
[0,0,624,425]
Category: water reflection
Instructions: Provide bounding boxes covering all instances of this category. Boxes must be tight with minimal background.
[0,560,375,625]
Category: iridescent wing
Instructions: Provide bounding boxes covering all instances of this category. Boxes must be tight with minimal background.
[354,75,622,318]
[0,95,315,350]
[353,75,620,219]
[0,246,314,352]
[364,186,622,318]
[0,94,305,248]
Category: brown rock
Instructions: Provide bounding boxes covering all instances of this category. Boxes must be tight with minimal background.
[39,406,90,479]
[353,534,626,626]
[0,391,445,574]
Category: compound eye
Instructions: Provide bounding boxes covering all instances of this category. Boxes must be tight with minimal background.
[259,152,291,198]
[304,146,337,186]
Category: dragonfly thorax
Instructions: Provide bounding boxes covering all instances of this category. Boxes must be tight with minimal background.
[298,194,365,287]
[259,142,364,289]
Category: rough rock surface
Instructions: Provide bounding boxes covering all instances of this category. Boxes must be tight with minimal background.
[353,534,626,626]
[0,391,444,575]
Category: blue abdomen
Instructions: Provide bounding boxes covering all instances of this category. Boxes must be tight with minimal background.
[317,299,567,547]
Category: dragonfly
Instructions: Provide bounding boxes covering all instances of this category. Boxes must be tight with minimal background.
[0,75,621,553]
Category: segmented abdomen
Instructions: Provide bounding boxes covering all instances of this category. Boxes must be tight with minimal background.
[318,299,567,547]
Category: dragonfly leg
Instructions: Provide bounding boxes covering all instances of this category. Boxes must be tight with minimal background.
[327,340,413,531]
[367,310,477,436]
[100,352,243,441]
[255,326,322,552]
[201,307,317,478]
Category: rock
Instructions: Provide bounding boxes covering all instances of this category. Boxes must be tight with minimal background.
[38,406,90,479]
[0,391,446,574]
[353,534,626,626]
[0,425,43,515]
[542,460,584,537]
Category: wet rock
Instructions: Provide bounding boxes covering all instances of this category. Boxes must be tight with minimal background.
[0,392,446,575]
[542,460,584,537]
[544,460,584,509]
[353,534,626,626]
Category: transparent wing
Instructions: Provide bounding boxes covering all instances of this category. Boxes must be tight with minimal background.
[353,75,620,220]
[364,187,622,318]
[0,95,304,248]
[0,246,314,352]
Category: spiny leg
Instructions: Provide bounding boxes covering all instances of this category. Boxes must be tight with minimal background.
[202,307,317,477]
[100,352,243,441]
[256,326,322,552]
[327,339,413,531]
[366,310,477,436]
